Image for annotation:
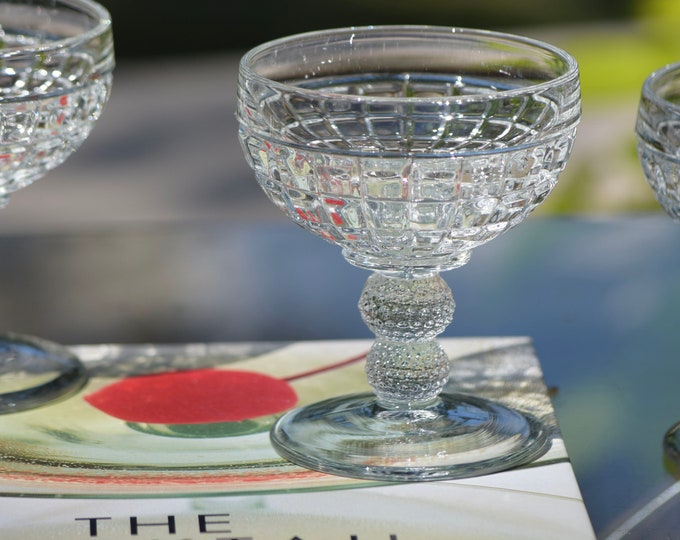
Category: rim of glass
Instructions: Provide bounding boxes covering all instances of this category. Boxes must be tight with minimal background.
[0,0,111,60]
[642,61,680,115]
[239,25,580,104]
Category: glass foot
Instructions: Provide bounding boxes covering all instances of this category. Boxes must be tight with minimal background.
[0,333,88,414]
[664,421,680,465]
[271,392,550,481]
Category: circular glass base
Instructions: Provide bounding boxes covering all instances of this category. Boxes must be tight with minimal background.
[0,333,88,414]
[664,421,680,465]
[270,391,550,481]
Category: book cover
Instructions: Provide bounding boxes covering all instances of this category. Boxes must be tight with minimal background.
[0,338,595,539]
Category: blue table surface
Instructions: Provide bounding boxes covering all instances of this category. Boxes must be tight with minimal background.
[0,213,677,538]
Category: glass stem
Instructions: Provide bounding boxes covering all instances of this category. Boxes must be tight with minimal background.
[358,272,454,409]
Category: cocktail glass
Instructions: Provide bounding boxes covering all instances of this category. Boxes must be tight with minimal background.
[636,61,680,464]
[0,0,113,413]
[238,26,581,481]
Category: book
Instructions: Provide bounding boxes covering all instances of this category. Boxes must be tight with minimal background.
[0,337,595,539]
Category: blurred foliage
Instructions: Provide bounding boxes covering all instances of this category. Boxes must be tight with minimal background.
[534,0,680,214]
[559,0,680,100]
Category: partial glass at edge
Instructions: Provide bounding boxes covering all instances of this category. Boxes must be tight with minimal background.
[238,26,581,481]
[0,0,114,413]
[636,61,680,464]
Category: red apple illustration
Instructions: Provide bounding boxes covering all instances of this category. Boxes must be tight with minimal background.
[85,368,298,438]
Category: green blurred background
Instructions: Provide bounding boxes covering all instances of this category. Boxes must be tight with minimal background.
[98,0,680,216]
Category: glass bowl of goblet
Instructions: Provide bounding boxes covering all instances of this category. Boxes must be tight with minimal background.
[636,61,680,465]
[238,26,581,481]
[0,0,113,413]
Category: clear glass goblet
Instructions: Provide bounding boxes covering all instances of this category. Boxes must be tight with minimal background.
[0,0,113,413]
[636,62,680,465]
[238,26,581,481]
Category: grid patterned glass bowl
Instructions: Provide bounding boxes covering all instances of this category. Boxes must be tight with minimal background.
[238,26,581,275]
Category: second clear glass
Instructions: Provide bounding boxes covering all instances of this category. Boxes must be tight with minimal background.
[0,0,114,414]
